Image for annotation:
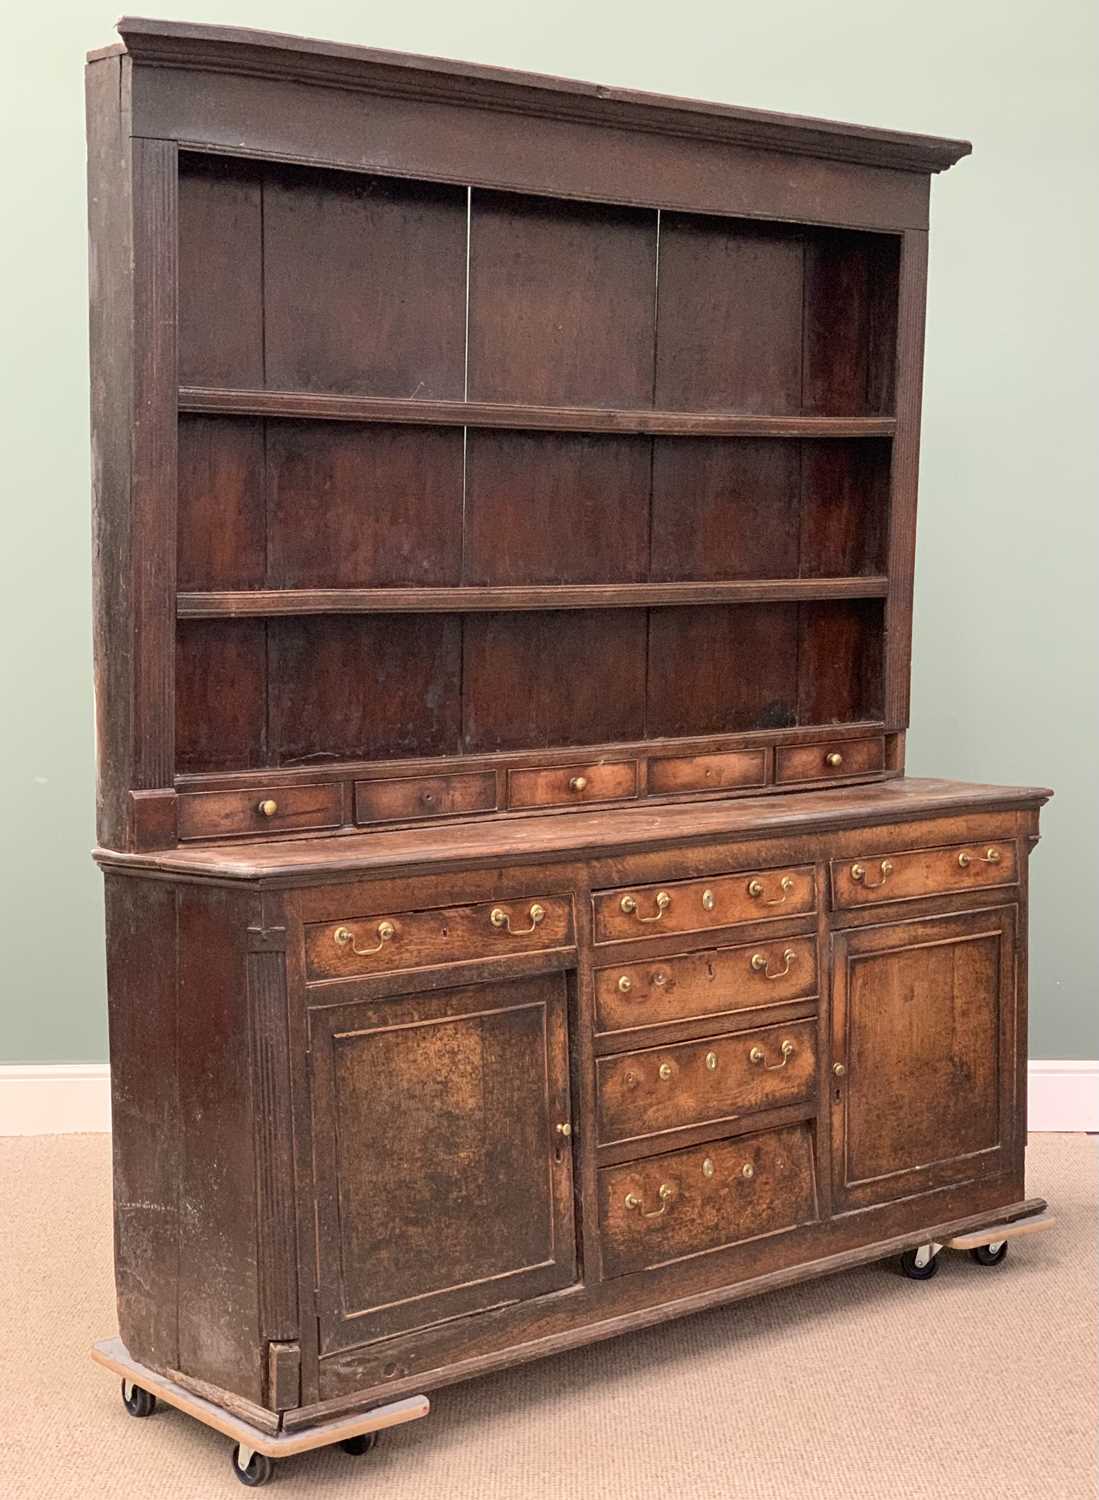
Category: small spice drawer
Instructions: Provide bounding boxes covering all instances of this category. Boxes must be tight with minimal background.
[305,896,574,981]
[508,761,638,810]
[593,866,814,944]
[355,771,497,826]
[177,783,342,841]
[775,736,885,784]
[595,936,817,1036]
[596,1019,817,1146]
[647,750,767,797]
[831,839,1019,909]
[599,1122,818,1278]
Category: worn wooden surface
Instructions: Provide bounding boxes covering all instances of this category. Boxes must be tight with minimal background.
[86,19,1052,1448]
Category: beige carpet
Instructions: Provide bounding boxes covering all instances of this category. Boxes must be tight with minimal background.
[1,1133,1094,1499]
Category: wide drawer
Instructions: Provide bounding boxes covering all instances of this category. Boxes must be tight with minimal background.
[595,936,817,1036]
[647,749,766,797]
[508,760,638,810]
[593,866,815,943]
[178,783,342,841]
[354,771,497,826]
[775,736,885,784]
[831,839,1019,908]
[597,1019,817,1145]
[305,896,574,981]
[599,1123,818,1278]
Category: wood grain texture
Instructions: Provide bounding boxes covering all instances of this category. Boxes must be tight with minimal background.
[775,736,885,785]
[463,611,647,753]
[355,772,498,827]
[656,216,803,413]
[468,191,656,408]
[647,750,767,796]
[831,907,1016,1210]
[263,167,466,398]
[177,577,890,617]
[177,155,262,387]
[830,836,1018,908]
[176,417,265,590]
[647,604,799,737]
[507,761,638,810]
[179,387,898,437]
[594,935,818,1036]
[307,974,576,1348]
[175,620,267,774]
[598,1123,818,1278]
[464,431,650,585]
[593,865,815,943]
[266,421,463,589]
[596,1019,817,1145]
[304,895,575,981]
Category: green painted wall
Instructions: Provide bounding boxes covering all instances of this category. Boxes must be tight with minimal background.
[1,0,1095,1061]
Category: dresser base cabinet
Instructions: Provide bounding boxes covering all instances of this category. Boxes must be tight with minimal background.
[98,777,1049,1431]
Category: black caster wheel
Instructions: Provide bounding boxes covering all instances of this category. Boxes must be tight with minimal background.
[231,1445,274,1487]
[340,1431,379,1456]
[971,1242,1009,1267]
[899,1247,939,1280]
[121,1380,156,1418]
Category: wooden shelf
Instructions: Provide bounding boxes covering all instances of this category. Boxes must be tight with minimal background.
[177,577,890,619]
[179,387,897,439]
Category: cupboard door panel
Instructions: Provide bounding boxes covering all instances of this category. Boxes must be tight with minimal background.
[831,908,1016,1212]
[308,974,577,1352]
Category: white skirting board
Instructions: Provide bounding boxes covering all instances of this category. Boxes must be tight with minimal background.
[0,1061,1095,1136]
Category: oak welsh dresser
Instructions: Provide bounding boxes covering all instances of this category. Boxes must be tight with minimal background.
[86,18,1053,1484]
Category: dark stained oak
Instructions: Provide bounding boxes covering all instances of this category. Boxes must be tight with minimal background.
[88,20,1047,1450]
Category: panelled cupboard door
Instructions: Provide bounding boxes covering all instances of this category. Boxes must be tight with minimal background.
[831,908,1017,1212]
[307,973,577,1355]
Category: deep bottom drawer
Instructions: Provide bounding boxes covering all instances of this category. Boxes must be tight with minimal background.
[599,1123,818,1278]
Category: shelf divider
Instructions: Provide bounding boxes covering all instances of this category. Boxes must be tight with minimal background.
[177,578,890,619]
[179,386,896,439]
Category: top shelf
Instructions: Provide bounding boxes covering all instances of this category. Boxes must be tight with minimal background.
[179,387,897,439]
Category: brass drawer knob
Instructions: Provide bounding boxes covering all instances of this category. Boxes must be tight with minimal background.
[826,751,843,768]
[851,859,893,889]
[702,1157,715,1178]
[624,1183,675,1218]
[833,1062,847,1078]
[747,875,794,905]
[617,974,633,994]
[490,902,546,935]
[620,891,671,923]
[658,1062,673,1081]
[701,888,716,911]
[751,948,796,980]
[958,847,1002,868]
[749,1039,795,1071]
[555,1121,572,1137]
[741,1162,755,1180]
[705,1051,718,1071]
[256,799,278,818]
[334,920,396,956]
[569,775,589,792]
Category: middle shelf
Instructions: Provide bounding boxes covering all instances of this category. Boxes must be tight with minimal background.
[177,577,890,618]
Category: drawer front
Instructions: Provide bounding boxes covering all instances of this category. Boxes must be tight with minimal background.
[775,736,885,785]
[597,1019,817,1145]
[593,866,815,943]
[355,771,497,826]
[178,783,342,841]
[508,761,638,810]
[647,750,766,797]
[831,839,1019,909]
[595,936,817,1035]
[305,896,574,981]
[599,1123,818,1278]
